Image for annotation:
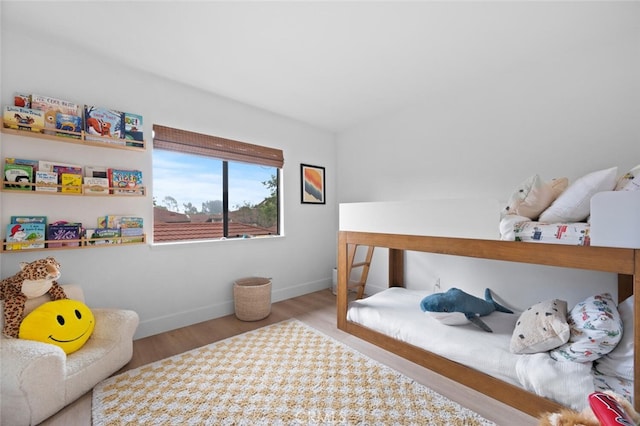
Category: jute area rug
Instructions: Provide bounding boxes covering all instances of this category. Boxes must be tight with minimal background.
[93,320,494,425]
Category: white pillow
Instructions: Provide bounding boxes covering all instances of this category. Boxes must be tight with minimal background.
[499,215,530,241]
[510,299,570,354]
[594,295,634,380]
[615,164,640,191]
[503,175,568,220]
[539,167,618,223]
[550,293,623,363]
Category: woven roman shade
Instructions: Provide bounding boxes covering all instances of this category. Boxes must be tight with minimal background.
[153,124,284,168]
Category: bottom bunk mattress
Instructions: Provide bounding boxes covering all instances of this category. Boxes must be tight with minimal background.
[346,287,625,411]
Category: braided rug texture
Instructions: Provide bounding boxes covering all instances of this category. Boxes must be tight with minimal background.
[93,320,494,425]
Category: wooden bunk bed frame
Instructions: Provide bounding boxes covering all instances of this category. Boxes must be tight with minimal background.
[337,230,639,417]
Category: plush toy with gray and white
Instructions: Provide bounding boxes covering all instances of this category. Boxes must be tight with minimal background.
[420,287,513,332]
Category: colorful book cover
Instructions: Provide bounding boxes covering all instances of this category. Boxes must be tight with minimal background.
[5,223,45,250]
[84,165,108,178]
[109,169,143,195]
[124,112,144,147]
[55,113,82,138]
[31,95,79,135]
[35,170,59,192]
[30,94,79,116]
[60,173,82,193]
[97,216,109,228]
[5,157,39,171]
[4,163,33,190]
[3,106,45,132]
[120,227,144,236]
[52,165,83,179]
[39,160,82,173]
[98,215,120,228]
[120,227,144,243]
[14,93,31,108]
[118,216,144,229]
[86,228,120,245]
[98,215,143,229]
[84,106,125,143]
[47,223,82,248]
[83,177,110,194]
[10,216,47,224]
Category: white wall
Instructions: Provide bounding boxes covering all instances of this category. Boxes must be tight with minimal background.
[336,4,640,309]
[0,24,338,338]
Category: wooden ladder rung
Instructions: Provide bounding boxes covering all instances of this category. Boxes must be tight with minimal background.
[347,281,364,289]
[346,244,375,300]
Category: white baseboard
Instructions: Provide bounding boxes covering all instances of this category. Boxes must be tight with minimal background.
[134,278,331,339]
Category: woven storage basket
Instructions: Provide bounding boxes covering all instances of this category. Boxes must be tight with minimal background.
[233,277,272,321]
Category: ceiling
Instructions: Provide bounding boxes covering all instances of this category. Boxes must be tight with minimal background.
[2,1,637,133]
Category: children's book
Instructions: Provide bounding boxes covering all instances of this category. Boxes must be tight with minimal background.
[118,216,144,229]
[47,222,82,247]
[120,227,144,236]
[120,227,144,243]
[5,223,45,250]
[55,113,82,138]
[84,165,108,178]
[84,106,124,144]
[83,177,110,194]
[14,93,31,108]
[60,173,82,194]
[39,160,82,173]
[98,216,119,228]
[31,95,80,135]
[10,216,47,225]
[109,169,143,195]
[86,228,120,245]
[4,163,33,190]
[3,106,45,132]
[52,164,83,192]
[5,157,39,171]
[30,94,79,116]
[52,165,83,182]
[35,171,59,192]
[124,112,144,147]
[98,215,143,229]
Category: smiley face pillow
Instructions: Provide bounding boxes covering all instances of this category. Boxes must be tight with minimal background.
[19,299,95,354]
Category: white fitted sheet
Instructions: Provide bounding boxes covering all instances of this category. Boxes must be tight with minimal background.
[347,287,598,410]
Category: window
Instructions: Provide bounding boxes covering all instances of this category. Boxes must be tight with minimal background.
[152,125,283,243]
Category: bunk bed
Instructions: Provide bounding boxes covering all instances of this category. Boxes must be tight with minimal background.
[336,193,639,417]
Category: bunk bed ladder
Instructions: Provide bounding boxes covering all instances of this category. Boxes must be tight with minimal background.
[347,245,374,299]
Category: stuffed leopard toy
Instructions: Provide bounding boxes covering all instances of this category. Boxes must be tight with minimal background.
[0,257,67,338]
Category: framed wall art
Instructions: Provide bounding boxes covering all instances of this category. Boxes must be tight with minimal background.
[300,163,325,204]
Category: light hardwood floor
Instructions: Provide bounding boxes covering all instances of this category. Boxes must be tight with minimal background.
[41,289,538,425]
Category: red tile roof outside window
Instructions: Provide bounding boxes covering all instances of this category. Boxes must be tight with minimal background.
[153,207,276,242]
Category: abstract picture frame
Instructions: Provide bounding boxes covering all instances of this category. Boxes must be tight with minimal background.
[300,163,325,204]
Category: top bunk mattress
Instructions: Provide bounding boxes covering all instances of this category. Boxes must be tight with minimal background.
[346,287,597,411]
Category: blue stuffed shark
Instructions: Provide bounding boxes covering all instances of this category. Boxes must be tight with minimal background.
[420,288,513,332]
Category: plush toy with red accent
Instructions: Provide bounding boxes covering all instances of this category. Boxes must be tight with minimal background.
[538,391,640,426]
[0,257,67,338]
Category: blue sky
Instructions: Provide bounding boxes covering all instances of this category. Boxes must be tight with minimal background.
[152,150,275,212]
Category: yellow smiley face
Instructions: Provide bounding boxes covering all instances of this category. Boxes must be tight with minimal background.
[19,299,95,354]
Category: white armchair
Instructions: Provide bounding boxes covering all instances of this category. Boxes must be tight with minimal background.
[1,284,139,426]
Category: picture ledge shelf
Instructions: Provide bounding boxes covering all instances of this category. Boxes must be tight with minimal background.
[1,126,146,151]
[2,235,146,253]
